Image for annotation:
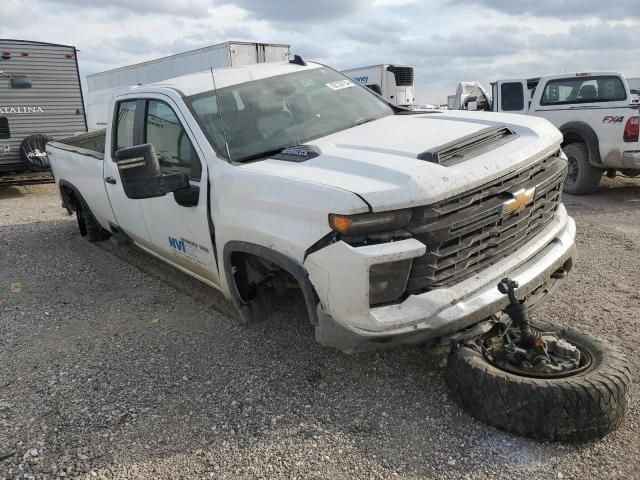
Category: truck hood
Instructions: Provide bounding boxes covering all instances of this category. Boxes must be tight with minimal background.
[240,111,563,211]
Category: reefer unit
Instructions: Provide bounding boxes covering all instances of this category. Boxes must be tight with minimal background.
[342,64,415,108]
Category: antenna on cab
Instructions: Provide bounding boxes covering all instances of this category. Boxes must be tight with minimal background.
[210,67,232,162]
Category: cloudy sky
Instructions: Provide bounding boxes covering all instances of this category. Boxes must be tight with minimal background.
[3,0,639,104]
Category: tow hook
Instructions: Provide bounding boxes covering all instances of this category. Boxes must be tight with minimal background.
[551,267,568,279]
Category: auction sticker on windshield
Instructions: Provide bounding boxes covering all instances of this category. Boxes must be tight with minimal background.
[326,80,355,91]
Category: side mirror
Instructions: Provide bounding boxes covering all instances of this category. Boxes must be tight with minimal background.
[114,144,189,199]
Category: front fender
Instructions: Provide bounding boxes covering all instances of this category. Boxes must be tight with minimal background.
[222,241,321,325]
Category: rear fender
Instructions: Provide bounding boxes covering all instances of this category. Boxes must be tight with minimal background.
[559,121,603,167]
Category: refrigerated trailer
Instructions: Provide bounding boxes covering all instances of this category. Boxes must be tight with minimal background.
[86,41,290,130]
[342,64,415,108]
[0,39,86,173]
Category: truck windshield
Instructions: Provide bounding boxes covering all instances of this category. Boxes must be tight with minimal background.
[187,67,394,162]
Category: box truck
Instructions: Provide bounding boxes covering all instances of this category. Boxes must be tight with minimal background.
[0,39,86,174]
[86,41,290,130]
[342,64,415,108]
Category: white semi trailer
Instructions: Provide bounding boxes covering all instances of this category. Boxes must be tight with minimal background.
[342,64,415,108]
[86,41,290,130]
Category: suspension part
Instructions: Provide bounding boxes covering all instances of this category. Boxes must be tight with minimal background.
[497,278,540,349]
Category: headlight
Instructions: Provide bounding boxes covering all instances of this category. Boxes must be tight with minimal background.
[329,210,412,236]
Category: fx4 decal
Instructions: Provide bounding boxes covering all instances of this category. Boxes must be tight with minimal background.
[603,116,624,124]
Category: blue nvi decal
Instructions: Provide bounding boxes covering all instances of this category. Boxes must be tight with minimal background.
[168,236,186,253]
[353,76,369,84]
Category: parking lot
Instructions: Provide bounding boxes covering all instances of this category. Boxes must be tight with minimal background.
[1,179,639,479]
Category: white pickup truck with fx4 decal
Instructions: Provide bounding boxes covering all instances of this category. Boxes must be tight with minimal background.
[454,72,640,194]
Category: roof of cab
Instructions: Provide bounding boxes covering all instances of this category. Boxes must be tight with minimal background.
[145,61,322,97]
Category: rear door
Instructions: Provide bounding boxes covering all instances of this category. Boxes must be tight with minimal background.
[493,80,528,114]
[102,98,152,246]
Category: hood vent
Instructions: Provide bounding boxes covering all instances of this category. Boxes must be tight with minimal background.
[418,126,518,166]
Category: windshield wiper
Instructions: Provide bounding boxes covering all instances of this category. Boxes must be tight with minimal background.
[235,146,291,163]
[354,116,379,127]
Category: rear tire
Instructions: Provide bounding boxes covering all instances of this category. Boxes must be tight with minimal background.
[563,143,603,195]
[76,199,110,242]
[446,324,631,441]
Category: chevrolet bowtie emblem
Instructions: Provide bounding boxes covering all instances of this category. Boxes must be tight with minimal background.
[503,187,536,215]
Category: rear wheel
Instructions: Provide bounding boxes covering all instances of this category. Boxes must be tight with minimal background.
[76,198,110,242]
[563,142,603,195]
[446,322,631,441]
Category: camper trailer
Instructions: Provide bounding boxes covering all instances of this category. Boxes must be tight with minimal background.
[85,42,290,130]
[0,39,86,173]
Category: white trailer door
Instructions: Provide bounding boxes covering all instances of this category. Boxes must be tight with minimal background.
[264,45,290,63]
[230,43,263,66]
[229,43,290,66]
[494,79,528,114]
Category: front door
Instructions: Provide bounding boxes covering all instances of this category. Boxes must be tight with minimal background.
[137,96,219,286]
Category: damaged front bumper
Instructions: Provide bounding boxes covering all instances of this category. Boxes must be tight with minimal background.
[305,205,576,353]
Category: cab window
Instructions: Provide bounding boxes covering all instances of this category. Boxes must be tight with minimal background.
[145,100,201,180]
[541,76,627,105]
[501,82,524,111]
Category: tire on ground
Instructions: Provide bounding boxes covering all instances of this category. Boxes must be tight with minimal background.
[445,324,631,441]
[76,198,110,242]
[20,134,54,171]
[563,142,603,195]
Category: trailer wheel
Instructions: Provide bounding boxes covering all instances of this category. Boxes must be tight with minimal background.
[563,143,603,195]
[446,323,631,441]
[20,134,53,171]
[76,198,110,242]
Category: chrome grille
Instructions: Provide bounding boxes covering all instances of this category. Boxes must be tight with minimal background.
[406,155,566,293]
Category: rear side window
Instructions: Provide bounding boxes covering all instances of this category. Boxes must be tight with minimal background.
[0,117,10,139]
[541,76,627,106]
[114,101,137,151]
[501,82,525,111]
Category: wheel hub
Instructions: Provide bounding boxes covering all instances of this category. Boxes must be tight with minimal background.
[567,157,579,181]
[474,277,592,378]
[480,326,592,378]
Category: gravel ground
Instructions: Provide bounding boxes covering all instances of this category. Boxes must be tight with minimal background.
[0,178,639,480]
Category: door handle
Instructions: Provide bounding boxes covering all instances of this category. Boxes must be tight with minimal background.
[104,176,117,185]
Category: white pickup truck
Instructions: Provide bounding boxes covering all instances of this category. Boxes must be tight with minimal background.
[456,72,640,194]
[48,60,629,441]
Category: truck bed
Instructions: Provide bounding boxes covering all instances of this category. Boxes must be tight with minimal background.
[49,129,106,160]
[47,129,115,230]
